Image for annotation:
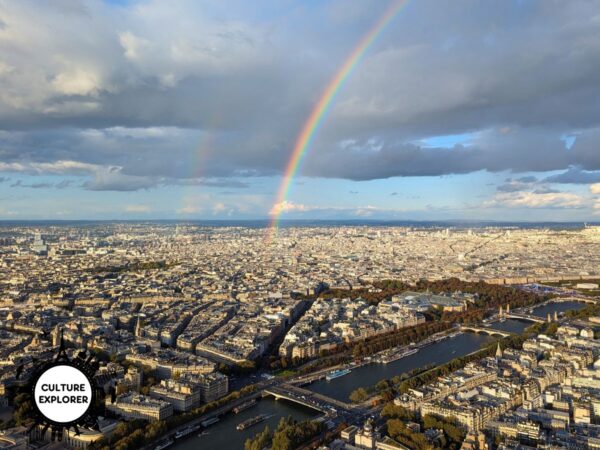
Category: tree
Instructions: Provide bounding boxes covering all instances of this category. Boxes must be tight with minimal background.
[145,420,167,440]
[349,387,369,403]
[386,419,433,450]
[422,414,465,450]
[13,400,33,425]
[245,426,272,450]
[246,417,324,450]
[376,379,390,392]
[381,402,415,421]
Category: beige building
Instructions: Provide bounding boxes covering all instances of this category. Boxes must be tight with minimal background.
[197,372,229,402]
[105,393,173,421]
[150,379,200,412]
[354,421,379,450]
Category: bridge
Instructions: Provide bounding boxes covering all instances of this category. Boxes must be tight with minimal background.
[264,384,357,413]
[291,369,332,386]
[459,326,512,337]
[536,295,600,307]
[542,296,597,305]
[504,312,545,323]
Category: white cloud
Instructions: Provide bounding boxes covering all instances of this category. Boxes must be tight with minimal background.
[177,205,203,214]
[0,208,18,217]
[212,202,227,215]
[0,160,158,191]
[84,167,157,191]
[485,191,584,209]
[0,61,14,75]
[269,200,312,216]
[52,68,102,97]
[269,201,409,217]
[124,204,151,213]
[176,193,268,217]
[0,160,97,175]
[590,183,600,195]
[119,31,150,61]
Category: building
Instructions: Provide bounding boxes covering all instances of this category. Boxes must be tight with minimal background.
[421,403,482,431]
[341,425,358,443]
[195,372,229,403]
[118,366,142,393]
[354,420,380,450]
[33,418,118,450]
[31,234,48,255]
[105,393,173,421]
[391,291,468,313]
[461,431,489,450]
[149,379,200,412]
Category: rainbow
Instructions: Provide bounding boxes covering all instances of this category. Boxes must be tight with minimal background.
[268,0,410,236]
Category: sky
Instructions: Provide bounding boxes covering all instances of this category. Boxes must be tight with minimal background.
[1,0,600,221]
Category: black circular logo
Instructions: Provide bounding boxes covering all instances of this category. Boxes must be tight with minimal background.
[20,336,105,439]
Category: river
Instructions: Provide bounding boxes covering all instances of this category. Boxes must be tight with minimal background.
[489,319,531,334]
[307,332,493,402]
[531,300,586,318]
[171,397,320,450]
[488,300,586,334]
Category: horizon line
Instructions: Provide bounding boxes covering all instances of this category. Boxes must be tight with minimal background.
[0,218,597,224]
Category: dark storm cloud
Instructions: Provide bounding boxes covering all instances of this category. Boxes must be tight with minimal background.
[569,129,600,170]
[0,0,599,185]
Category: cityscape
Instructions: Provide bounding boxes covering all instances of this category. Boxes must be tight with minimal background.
[0,223,599,449]
[2,0,600,449]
